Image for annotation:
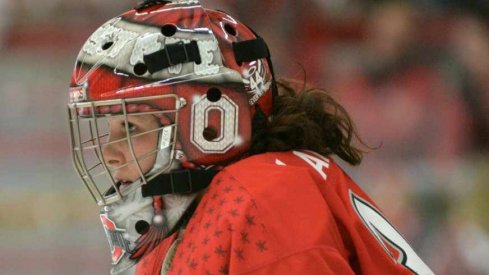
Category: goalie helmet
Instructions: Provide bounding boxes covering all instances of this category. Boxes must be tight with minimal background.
[67,0,275,273]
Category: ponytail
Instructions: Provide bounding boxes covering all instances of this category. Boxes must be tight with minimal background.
[251,79,366,165]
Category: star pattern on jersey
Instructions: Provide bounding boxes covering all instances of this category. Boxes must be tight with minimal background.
[234,196,244,204]
[240,231,250,244]
[234,248,245,261]
[245,215,256,226]
[166,169,271,274]
[256,240,268,252]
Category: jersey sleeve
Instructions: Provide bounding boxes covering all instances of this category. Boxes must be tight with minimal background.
[320,158,434,275]
[257,150,434,275]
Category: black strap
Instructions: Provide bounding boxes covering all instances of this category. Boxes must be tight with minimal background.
[233,37,270,65]
[141,169,217,197]
[144,41,201,74]
[233,35,278,101]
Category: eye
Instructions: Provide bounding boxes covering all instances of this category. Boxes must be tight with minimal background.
[122,122,137,133]
[128,122,137,133]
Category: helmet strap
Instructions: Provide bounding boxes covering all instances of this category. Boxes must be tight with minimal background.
[141,169,218,197]
[232,35,278,101]
[144,41,202,74]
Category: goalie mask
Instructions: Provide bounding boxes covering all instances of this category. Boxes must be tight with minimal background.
[67,0,275,273]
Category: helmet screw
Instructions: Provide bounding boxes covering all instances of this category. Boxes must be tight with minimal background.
[135,220,150,235]
[206,87,222,102]
[102,41,114,51]
[224,23,237,36]
[134,63,148,76]
[161,24,177,37]
[203,127,218,141]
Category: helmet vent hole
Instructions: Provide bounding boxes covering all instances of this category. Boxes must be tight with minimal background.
[161,24,177,37]
[102,41,114,50]
[135,220,150,235]
[134,63,148,76]
[203,127,218,141]
[224,23,237,36]
[206,88,222,102]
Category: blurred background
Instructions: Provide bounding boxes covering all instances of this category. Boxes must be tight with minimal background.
[0,0,488,274]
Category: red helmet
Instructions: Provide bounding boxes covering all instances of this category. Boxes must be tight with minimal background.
[69,0,275,204]
[68,1,275,272]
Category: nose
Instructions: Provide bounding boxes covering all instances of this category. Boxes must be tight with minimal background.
[102,141,125,168]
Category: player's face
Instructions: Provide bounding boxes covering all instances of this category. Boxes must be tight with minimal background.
[102,114,159,186]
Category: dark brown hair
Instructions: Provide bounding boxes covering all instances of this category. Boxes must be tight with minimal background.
[251,79,366,165]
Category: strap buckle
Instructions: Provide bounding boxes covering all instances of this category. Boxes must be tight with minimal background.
[170,169,193,193]
[165,41,189,66]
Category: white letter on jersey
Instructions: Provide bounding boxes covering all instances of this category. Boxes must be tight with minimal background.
[293,151,330,180]
[350,191,434,275]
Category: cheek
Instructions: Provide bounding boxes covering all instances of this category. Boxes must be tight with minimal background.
[132,131,159,169]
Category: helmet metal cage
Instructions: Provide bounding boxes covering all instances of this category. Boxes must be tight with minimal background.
[68,94,185,206]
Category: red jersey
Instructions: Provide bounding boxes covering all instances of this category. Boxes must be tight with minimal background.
[137,150,433,275]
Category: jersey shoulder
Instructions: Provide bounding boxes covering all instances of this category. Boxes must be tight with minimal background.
[182,151,352,272]
[224,150,345,191]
